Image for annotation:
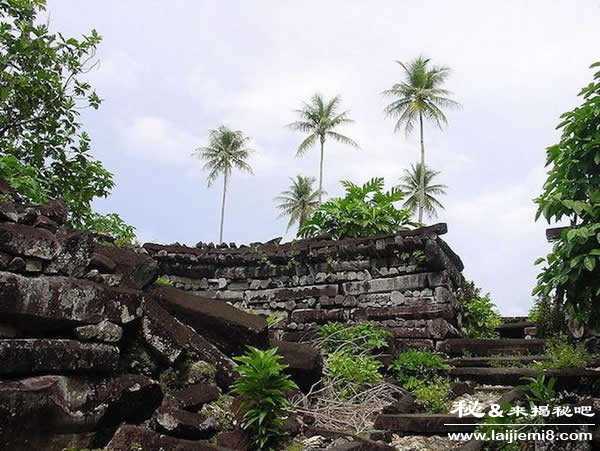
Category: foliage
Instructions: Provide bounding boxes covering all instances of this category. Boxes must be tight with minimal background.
[403,376,451,413]
[0,155,47,203]
[0,0,134,241]
[528,296,568,337]
[299,177,414,239]
[318,322,391,355]
[383,56,459,223]
[265,313,286,328]
[389,350,449,385]
[194,125,253,243]
[324,352,382,398]
[80,212,137,246]
[288,94,358,203]
[274,175,321,233]
[398,163,447,219]
[458,280,502,339]
[232,347,297,451]
[518,374,557,405]
[154,276,173,287]
[536,336,589,369]
[534,61,600,328]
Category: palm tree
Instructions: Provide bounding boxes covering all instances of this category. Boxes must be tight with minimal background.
[195,126,253,243]
[288,94,358,204]
[274,175,321,234]
[383,56,459,223]
[398,163,447,220]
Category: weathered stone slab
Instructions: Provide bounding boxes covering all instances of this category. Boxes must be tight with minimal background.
[343,274,429,295]
[449,367,600,388]
[327,439,396,451]
[174,383,220,411]
[45,230,94,277]
[106,424,222,451]
[152,286,268,355]
[75,320,123,343]
[0,223,61,260]
[245,284,339,302]
[436,338,546,357]
[154,397,218,440]
[394,338,435,351]
[0,272,142,332]
[353,304,456,322]
[271,339,323,391]
[373,414,476,434]
[0,339,118,375]
[290,308,346,324]
[0,375,161,447]
[92,244,158,289]
[141,297,237,389]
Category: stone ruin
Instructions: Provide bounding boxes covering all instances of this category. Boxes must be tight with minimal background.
[144,222,465,350]
[0,178,466,450]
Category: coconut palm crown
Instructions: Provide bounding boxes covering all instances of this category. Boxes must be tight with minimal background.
[398,163,447,220]
[288,94,358,203]
[383,56,459,223]
[274,175,321,234]
[195,126,253,243]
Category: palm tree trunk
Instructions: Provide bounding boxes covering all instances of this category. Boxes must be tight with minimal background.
[318,138,325,204]
[219,172,228,243]
[418,111,425,224]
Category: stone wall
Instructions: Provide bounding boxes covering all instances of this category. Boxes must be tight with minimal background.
[144,223,465,349]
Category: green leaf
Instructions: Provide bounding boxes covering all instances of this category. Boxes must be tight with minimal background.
[584,256,596,272]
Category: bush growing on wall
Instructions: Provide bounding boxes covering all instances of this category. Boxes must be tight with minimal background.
[458,280,502,339]
[534,62,600,329]
[299,177,414,239]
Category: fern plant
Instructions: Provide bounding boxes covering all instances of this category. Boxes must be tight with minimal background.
[232,347,298,451]
[299,177,414,239]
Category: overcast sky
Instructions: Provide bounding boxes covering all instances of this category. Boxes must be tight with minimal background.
[45,0,599,315]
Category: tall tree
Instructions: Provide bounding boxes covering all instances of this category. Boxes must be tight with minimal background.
[288,94,358,203]
[195,126,253,243]
[274,175,321,234]
[398,163,447,220]
[383,57,459,223]
[0,0,135,243]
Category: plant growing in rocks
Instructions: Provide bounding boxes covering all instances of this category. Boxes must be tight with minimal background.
[534,61,600,329]
[536,336,590,370]
[324,352,383,398]
[458,280,502,339]
[318,322,391,355]
[404,376,452,413]
[390,349,449,385]
[299,177,414,239]
[232,347,298,451]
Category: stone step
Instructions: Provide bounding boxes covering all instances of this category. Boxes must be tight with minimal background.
[373,414,477,434]
[447,355,546,367]
[437,338,546,357]
[496,320,536,339]
[448,367,600,388]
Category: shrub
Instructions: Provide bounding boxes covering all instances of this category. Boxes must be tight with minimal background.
[537,337,589,369]
[232,347,298,451]
[403,376,451,413]
[390,350,449,384]
[318,322,391,354]
[528,296,568,337]
[519,374,557,405]
[299,177,414,239]
[533,62,600,328]
[458,280,502,339]
[324,352,382,398]
[154,276,173,287]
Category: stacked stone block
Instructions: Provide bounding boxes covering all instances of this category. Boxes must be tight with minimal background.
[144,223,465,349]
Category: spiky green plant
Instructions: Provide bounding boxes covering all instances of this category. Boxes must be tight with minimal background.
[288,94,358,203]
[195,126,253,243]
[383,56,459,223]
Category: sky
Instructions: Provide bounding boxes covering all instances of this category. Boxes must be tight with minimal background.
[45,0,600,315]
